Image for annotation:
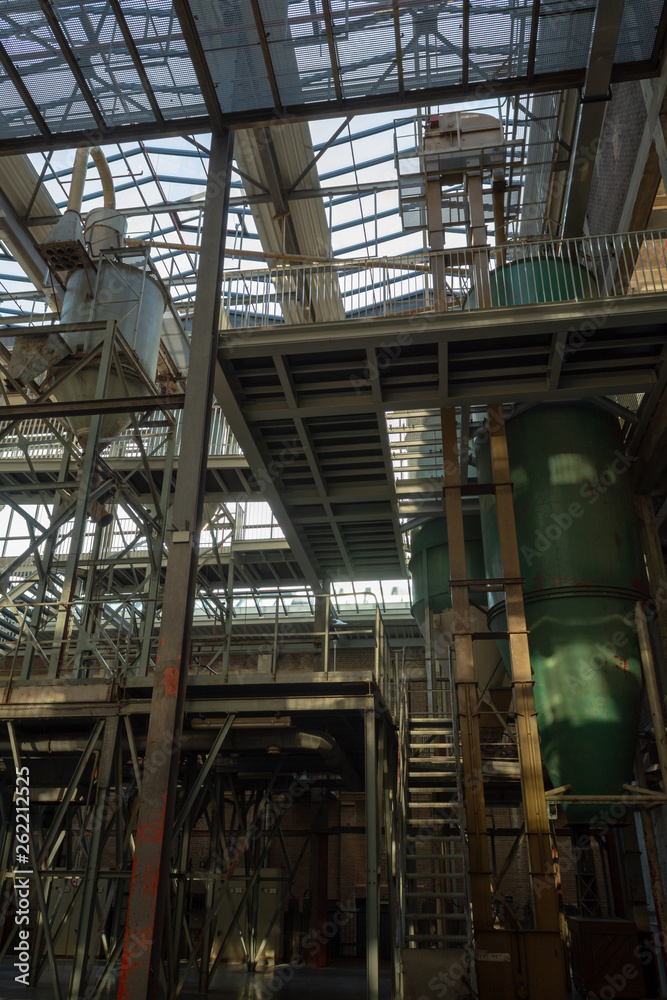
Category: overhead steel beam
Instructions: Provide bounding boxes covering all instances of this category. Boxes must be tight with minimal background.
[391,0,405,95]
[365,347,407,576]
[0,40,50,136]
[321,0,343,103]
[117,129,234,1000]
[37,0,106,131]
[106,0,166,128]
[219,294,667,358]
[526,0,540,82]
[273,355,356,578]
[561,0,626,237]
[0,394,185,421]
[0,116,213,155]
[172,0,225,133]
[249,0,283,110]
[0,184,55,299]
[461,0,470,89]
[212,359,323,591]
[2,63,666,156]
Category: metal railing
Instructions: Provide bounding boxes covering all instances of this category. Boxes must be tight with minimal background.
[0,592,399,714]
[219,229,667,329]
[0,406,242,463]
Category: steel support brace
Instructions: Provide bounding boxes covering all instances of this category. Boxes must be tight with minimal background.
[117,129,234,1000]
[48,322,116,677]
[365,708,380,1000]
[70,717,120,999]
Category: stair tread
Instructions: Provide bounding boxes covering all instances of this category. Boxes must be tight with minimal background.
[407,785,457,792]
[405,933,468,942]
[409,769,458,775]
[409,800,459,806]
[406,891,466,898]
[407,854,463,860]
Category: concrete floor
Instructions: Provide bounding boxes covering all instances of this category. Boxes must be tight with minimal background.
[0,959,392,998]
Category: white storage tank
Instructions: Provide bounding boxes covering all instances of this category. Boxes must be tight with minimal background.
[46,147,167,450]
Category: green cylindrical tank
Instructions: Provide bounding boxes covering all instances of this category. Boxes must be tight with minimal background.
[409,516,487,623]
[468,255,598,308]
[409,517,505,695]
[477,402,648,821]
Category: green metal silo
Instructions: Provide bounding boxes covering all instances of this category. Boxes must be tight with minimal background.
[410,516,505,695]
[468,255,599,308]
[477,402,647,821]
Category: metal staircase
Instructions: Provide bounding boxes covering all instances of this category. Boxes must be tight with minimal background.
[401,673,473,956]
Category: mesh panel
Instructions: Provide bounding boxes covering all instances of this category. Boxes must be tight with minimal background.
[0,0,664,139]
[190,0,273,112]
[117,0,206,119]
[534,0,595,75]
[262,0,334,105]
[615,0,663,63]
[469,4,530,85]
[50,0,155,125]
[0,1,100,131]
[0,74,40,138]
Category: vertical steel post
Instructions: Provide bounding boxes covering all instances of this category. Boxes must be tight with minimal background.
[486,404,563,938]
[309,792,329,968]
[117,130,234,1000]
[221,554,235,680]
[636,604,667,789]
[365,707,380,1000]
[441,407,494,932]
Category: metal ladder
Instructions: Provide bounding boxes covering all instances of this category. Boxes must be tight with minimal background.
[402,672,473,954]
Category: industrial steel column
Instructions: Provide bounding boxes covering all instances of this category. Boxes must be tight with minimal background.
[365,708,380,1000]
[486,404,567,997]
[441,408,494,936]
[117,130,234,1000]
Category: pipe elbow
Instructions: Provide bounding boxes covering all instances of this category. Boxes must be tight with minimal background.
[90,146,116,210]
[67,147,90,214]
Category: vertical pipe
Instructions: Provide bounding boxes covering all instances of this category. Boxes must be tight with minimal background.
[635,751,667,990]
[324,592,330,675]
[365,708,380,1000]
[117,130,234,1000]
[636,604,667,792]
[272,595,279,679]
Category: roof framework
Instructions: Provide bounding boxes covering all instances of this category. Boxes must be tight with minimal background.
[0,0,665,152]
